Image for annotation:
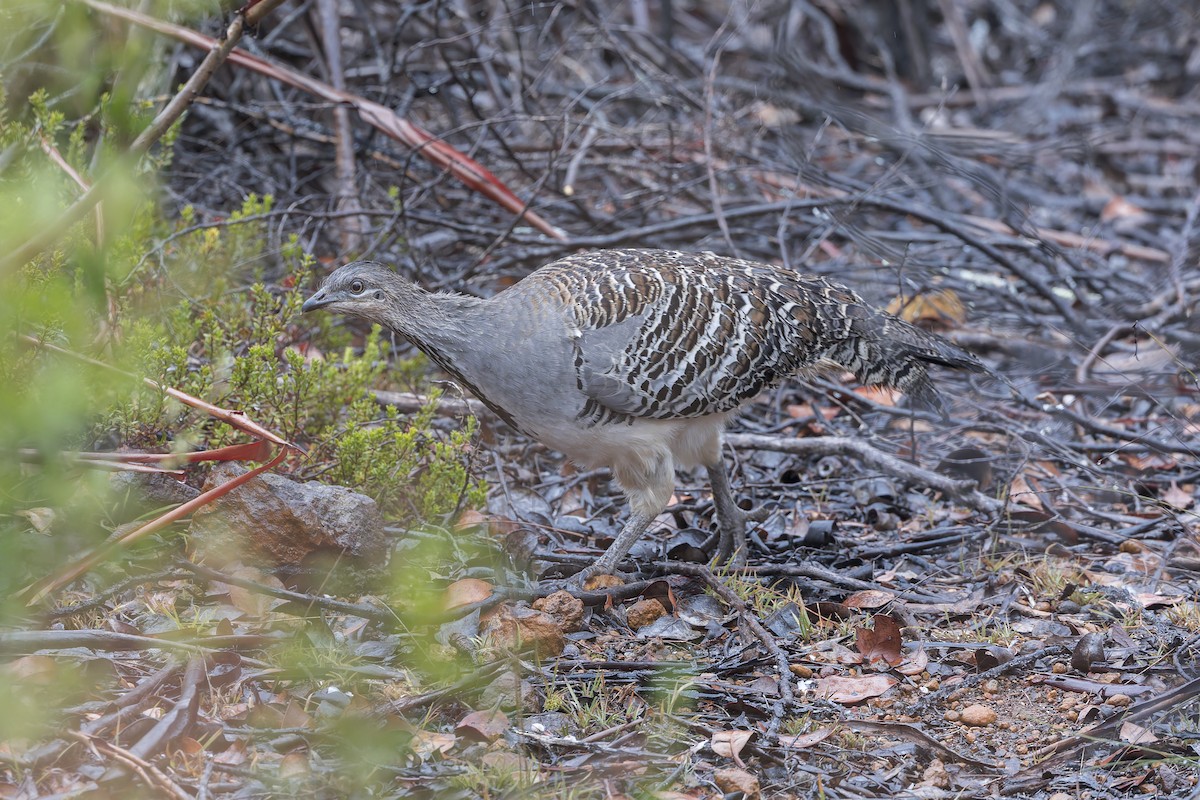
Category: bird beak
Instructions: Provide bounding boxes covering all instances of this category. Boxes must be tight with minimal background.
[302,289,330,313]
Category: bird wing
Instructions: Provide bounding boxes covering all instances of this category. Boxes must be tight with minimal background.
[535,250,861,423]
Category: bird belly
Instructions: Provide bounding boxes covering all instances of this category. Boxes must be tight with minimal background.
[524,411,732,472]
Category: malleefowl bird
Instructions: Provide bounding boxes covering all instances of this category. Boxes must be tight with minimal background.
[302,249,984,582]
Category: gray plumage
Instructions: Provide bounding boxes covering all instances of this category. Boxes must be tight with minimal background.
[303,248,984,580]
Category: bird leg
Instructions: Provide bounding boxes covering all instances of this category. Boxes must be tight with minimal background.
[705,462,766,566]
[570,509,656,586]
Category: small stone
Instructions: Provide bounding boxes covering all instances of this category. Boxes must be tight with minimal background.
[983,679,1000,693]
[625,598,667,629]
[532,590,585,633]
[479,671,540,711]
[943,710,961,722]
[960,704,997,727]
[521,712,577,738]
[1105,693,1132,707]
[479,603,566,658]
[790,664,814,679]
[1051,662,1068,674]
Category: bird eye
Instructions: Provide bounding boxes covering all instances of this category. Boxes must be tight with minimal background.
[350,280,364,294]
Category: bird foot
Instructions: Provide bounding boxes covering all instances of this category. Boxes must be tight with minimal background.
[707,503,770,566]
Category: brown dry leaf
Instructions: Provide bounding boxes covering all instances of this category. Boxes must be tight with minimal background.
[16,507,55,534]
[174,737,205,775]
[1119,720,1158,745]
[710,730,754,766]
[454,508,488,530]
[814,674,897,704]
[456,709,510,742]
[411,730,456,761]
[211,738,248,766]
[280,701,313,729]
[1008,473,1044,510]
[886,289,966,327]
[4,655,58,685]
[226,565,284,617]
[1100,196,1149,222]
[853,385,900,407]
[1161,482,1195,510]
[444,578,494,610]
[843,590,896,609]
[1135,592,1183,609]
[895,645,929,676]
[855,614,904,666]
[279,751,310,779]
[777,727,836,749]
[713,766,760,798]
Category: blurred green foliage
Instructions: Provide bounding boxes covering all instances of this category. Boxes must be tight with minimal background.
[0,3,490,785]
[0,4,483,615]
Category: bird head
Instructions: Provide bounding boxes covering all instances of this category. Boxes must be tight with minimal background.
[301,261,406,321]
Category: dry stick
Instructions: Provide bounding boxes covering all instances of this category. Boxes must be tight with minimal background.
[178,561,399,626]
[82,0,564,241]
[0,0,288,274]
[316,0,365,253]
[99,657,205,784]
[667,562,794,736]
[6,658,183,770]
[37,133,104,246]
[78,735,194,800]
[724,432,1001,513]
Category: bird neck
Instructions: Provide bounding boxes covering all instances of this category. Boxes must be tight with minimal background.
[378,282,488,369]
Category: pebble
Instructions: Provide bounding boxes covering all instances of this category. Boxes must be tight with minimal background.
[959,704,997,727]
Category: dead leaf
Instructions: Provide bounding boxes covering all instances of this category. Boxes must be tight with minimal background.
[855,614,904,665]
[456,709,510,742]
[711,730,754,766]
[411,730,456,761]
[895,645,929,676]
[814,674,897,704]
[1100,196,1149,222]
[1161,482,1194,510]
[455,509,488,530]
[777,727,836,749]
[16,507,55,534]
[1119,720,1158,745]
[1009,473,1044,511]
[713,766,760,798]
[886,289,966,327]
[444,578,494,610]
[853,385,900,407]
[843,590,896,610]
[3,655,58,685]
[279,751,309,779]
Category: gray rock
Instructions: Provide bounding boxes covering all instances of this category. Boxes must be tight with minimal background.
[189,463,385,566]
